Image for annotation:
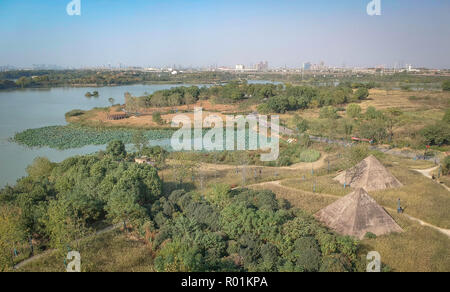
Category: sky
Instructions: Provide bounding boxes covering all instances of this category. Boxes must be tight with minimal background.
[0,0,449,69]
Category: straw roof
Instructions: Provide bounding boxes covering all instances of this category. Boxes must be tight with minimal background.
[315,188,403,239]
[334,155,403,191]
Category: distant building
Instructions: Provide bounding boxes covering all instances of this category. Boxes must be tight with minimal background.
[302,62,312,71]
[235,64,245,71]
[255,61,269,71]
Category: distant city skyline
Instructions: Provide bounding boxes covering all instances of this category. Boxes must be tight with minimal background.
[1,0,450,69]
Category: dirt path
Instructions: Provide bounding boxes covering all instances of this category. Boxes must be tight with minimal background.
[171,154,329,172]
[413,166,450,192]
[243,180,450,238]
[13,224,120,270]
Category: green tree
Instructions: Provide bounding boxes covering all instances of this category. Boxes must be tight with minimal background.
[354,87,369,100]
[26,157,55,180]
[43,199,90,252]
[132,130,149,153]
[319,106,339,120]
[152,112,164,125]
[0,205,26,271]
[442,81,450,91]
[106,140,127,160]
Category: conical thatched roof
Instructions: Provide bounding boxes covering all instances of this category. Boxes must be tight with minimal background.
[334,155,403,191]
[315,188,403,239]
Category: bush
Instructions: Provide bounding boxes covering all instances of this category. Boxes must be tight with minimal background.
[442,81,450,91]
[346,104,362,118]
[354,87,369,100]
[421,123,450,146]
[319,106,339,119]
[65,109,86,118]
[443,156,450,175]
[152,112,164,125]
[365,232,377,239]
[299,149,321,162]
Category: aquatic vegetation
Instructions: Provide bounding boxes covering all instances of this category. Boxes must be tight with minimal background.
[13,125,176,150]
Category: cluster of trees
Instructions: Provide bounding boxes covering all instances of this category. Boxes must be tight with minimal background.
[0,138,363,271]
[151,186,363,272]
[0,141,163,270]
[0,70,237,89]
[127,82,370,114]
[421,108,450,146]
[257,85,369,114]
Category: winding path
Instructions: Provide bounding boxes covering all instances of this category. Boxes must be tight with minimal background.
[414,166,450,192]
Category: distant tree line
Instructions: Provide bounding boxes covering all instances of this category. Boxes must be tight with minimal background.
[128,82,371,114]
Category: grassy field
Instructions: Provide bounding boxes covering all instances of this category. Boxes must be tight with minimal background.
[17,229,155,272]
[360,215,450,272]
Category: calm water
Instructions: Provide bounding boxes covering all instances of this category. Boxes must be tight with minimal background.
[0,84,211,187]
[0,81,277,187]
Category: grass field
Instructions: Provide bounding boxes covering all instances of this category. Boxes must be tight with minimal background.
[17,229,154,272]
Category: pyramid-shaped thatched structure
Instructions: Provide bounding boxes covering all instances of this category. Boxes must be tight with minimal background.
[334,155,403,191]
[315,188,403,239]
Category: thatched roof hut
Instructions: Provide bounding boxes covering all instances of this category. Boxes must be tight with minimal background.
[334,155,403,191]
[315,188,403,239]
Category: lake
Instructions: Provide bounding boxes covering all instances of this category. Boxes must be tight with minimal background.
[0,81,277,187]
[0,84,210,187]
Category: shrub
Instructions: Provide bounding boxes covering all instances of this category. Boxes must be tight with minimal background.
[421,123,450,146]
[365,232,377,239]
[65,109,85,118]
[299,149,321,162]
[354,87,369,100]
[443,156,450,175]
[442,80,450,91]
[346,104,362,118]
[152,112,164,125]
[319,106,339,119]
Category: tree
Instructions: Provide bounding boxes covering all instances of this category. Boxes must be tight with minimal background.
[106,188,148,229]
[0,205,26,271]
[43,199,90,252]
[132,130,149,153]
[26,157,55,180]
[152,112,164,125]
[141,146,168,168]
[106,140,127,160]
[346,104,362,118]
[365,106,383,120]
[354,87,369,100]
[319,106,339,120]
[442,81,450,91]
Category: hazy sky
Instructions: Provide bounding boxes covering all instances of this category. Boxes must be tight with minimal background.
[0,0,449,68]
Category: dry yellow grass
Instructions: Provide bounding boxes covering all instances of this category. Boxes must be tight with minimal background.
[17,230,154,272]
